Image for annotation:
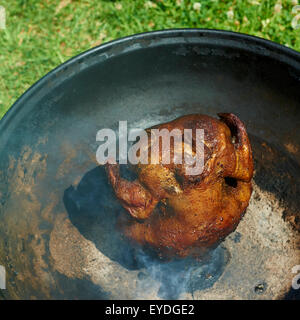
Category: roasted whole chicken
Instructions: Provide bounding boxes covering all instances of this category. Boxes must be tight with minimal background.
[106,113,253,259]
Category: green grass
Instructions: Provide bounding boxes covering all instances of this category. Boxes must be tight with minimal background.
[0,0,299,118]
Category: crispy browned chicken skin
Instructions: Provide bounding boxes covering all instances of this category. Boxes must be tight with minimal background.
[106,113,253,259]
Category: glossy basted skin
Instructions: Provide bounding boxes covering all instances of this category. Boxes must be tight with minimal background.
[106,113,253,259]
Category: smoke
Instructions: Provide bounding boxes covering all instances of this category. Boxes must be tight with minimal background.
[133,245,230,300]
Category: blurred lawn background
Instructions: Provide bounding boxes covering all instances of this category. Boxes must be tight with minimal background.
[0,0,299,118]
